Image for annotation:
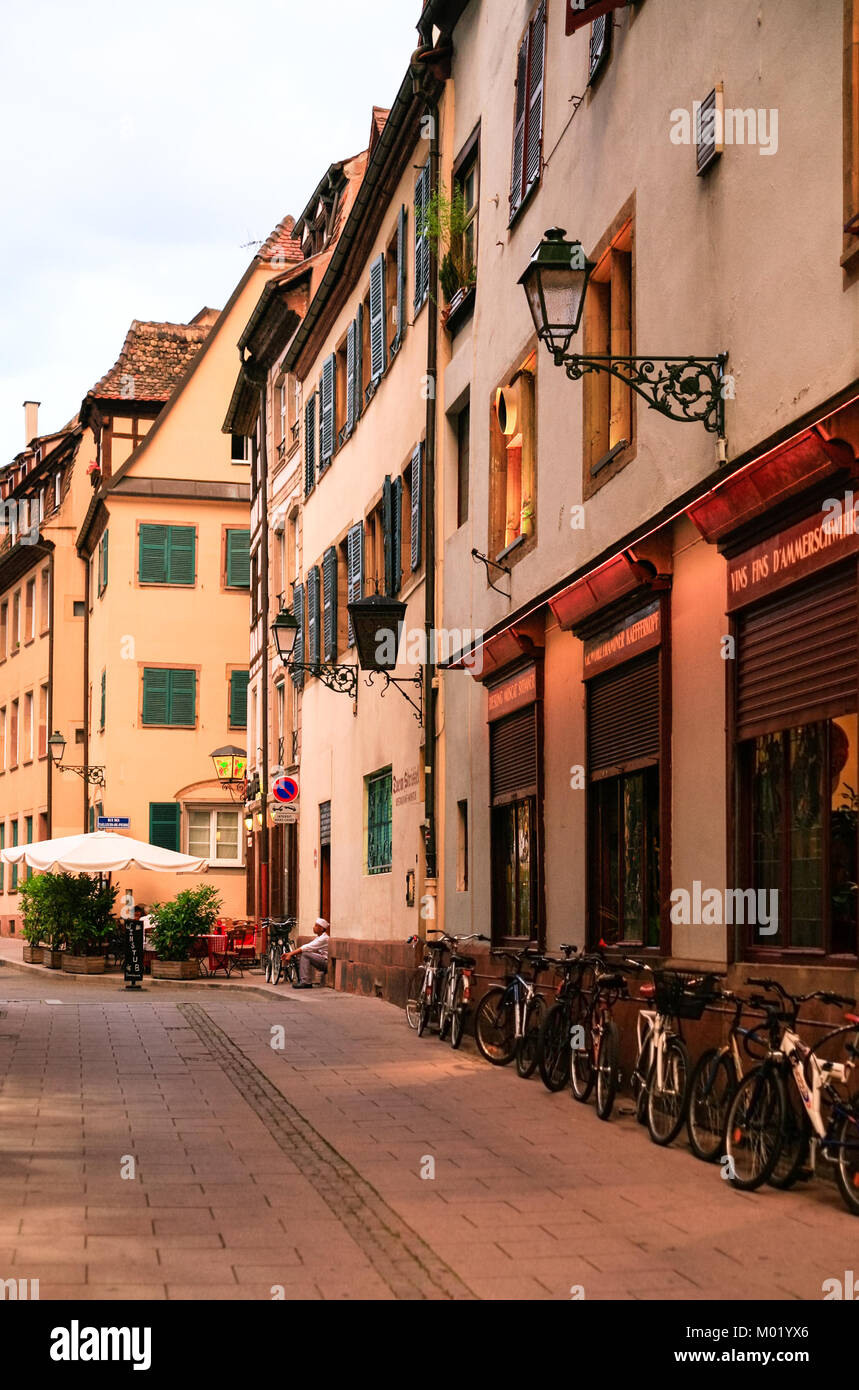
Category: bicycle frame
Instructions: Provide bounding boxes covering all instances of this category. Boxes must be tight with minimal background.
[781,1026,859,1168]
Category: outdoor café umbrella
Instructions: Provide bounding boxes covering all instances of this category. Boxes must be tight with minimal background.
[0,830,208,874]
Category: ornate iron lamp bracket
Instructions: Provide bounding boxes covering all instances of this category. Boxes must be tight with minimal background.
[365,671,424,727]
[57,764,106,787]
[291,663,358,699]
[555,351,728,436]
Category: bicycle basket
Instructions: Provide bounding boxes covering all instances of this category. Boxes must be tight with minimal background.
[652,970,719,1021]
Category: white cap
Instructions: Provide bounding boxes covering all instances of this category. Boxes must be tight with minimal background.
[315,917,330,930]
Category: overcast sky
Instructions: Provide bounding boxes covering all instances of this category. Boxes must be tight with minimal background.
[0,0,420,462]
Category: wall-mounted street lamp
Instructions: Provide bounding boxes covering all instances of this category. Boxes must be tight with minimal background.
[210,746,248,803]
[48,731,105,788]
[347,594,423,727]
[270,609,358,699]
[519,227,728,438]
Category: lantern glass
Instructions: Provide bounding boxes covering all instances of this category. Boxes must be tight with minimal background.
[48,730,66,765]
[519,228,594,355]
[347,595,407,673]
[210,746,247,785]
[271,610,299,661]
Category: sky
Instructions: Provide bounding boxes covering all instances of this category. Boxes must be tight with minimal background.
[0,0,421,463]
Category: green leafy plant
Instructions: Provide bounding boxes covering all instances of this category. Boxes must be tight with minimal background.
[148,884,222,962]
[18,874,50,947]
[20,872,117,954]
[64,876,119,955]
[421,183,476,305]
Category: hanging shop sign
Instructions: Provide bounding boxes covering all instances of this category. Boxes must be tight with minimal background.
[727,503,859,612]
[487,663,538,723]
[582,600,661,679]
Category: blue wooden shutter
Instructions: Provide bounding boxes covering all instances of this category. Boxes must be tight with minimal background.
[307,565,321,669]
[346,321,357,435]
[230,670,249,728]
[168,670,196,726]
[139,524,168,583]
[369,254,386,382]
[395,204,408,349]
[322,546,338,662]
[320,354,336,466]
[392,476,402,596]
[166,526,196,585]
[226,529,250,588]
[347,523,364,646]
[304,396,316,495]
[142,668,170,724]
[355,302,364,417]
[291,582,305,689]
[383,475,394,597]
[149,802,180,853]
[410,444,423,571]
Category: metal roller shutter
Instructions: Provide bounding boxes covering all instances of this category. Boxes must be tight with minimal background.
[587,651,660,777]
[490,707,538,802]
[736,562,857,741]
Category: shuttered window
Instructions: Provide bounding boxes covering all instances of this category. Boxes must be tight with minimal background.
[291,583,305,690]
[319,354,336,467]
[587,651,660,778]
[149,802,180,853]
[346,321,357,435]
[229,670,249,729]
[367,771,392,874]
[736,563,858,742]
[347,523,363,646]
[490,706,538,803]
[98,531,109,596]
[383,476,394,598]
[410,444,423,572]
[307,565,321,670]
[394,204,408,350]
[509,1,547,222]
[696,86,723,175]
[142,668,197,727]
[588,11,611,83]
[322,547,338,662]
[100,669,106,731]
[369,254,386,383]
[138,525,196,585]
[225,529,250,588]
[392,476,402,595]
[354,303,363,419]
[304,395,316,496]
[414,166,430,311]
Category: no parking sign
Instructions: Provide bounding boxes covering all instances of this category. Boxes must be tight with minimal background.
[273,776,299,805]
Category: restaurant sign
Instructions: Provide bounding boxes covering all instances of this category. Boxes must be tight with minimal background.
[124,921,144,989]
[583,601,661,679]
[487,664,538,723]
[726,502,859,612]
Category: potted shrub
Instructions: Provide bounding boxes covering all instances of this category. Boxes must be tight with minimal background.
[149,884,222,979]
[18,875,47,963]
[61,875,118,974]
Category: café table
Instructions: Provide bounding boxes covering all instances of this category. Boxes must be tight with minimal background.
[198,934,229,977]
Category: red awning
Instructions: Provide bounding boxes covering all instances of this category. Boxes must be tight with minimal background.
[566,0,628,37]
[548,552,654,631]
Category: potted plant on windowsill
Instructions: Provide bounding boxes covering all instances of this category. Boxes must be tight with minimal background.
[61,875,118,973]
[149,884,222,980]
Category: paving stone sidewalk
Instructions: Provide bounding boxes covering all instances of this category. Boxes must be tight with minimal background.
[0,966,852,1301]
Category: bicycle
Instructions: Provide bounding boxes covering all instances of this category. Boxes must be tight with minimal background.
[570,957,634,1119]
[686,988,763,1162]
[407,932,453,1036]
[723,978,857,1198]
[473,949,551,1075]
[536,946,603,1092]
[262,917,299,986]
[436,933,489,1048]
[627,964,721,1146]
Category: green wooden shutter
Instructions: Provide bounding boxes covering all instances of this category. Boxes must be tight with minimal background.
[139,524,168,583]
[355,302,364,418]
[395,204,408,350]
[230,670,249,728]
[320,354,336,466]
[383,475,394,597]
[99,530,109,595]
[10,819,17,890]
[307,565,321,669]
[510,31,529,219]
[322,547,338,662]
[226,530,250,588]
[100,669,106,730]
[414,167,430,311]
[291,582,305,690]
[142,668,170,724]
[149,802,180,852]
[346,321,357,435]
[369,254,386,382]
[88,805,95,834]
[304,396,316,495]
[392,476,402,596]
[167,670,196,726]
[166,526,196,585]
[410,444,423,571]
[347,523,364,646]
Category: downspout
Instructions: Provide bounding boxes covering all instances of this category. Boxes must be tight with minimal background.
[258,383,271,919]
[422,97,441,893]
[82,548,90,833]
[46,547,54,836]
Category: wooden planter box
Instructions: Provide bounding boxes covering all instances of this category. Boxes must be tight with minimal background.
[42,949,63,969]
[62,954,105,975]
[22,945,43,964]
[151,959,199,980]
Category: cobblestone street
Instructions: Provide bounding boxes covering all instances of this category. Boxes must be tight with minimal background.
[0,964,855,1302]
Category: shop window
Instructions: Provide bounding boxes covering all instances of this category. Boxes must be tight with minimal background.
[590,769,660,947]
[492,799,538,939]
[489,686,542,943]
[489,355,536,563]
[366,769,392,875]
[583,211,634,494]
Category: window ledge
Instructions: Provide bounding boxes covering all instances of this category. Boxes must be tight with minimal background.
[507,178,540,233]
[444,285,476,336]
[496,533,528,565]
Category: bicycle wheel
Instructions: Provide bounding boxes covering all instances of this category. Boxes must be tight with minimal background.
[538,1002,570,1092]
[646,1037,690,1146]
[417,970,433,1037]
[570,1010,596,1103]
[724,1066,785,1190]
[285,953,302,986]
[595,1021,620,1120]
[270,945,283,986]
[405,969,423,1030]
[516,995,547,1079]
[834,1108,859,1215]
[450,974,467,1050]
[263,949,273,984]
[768,1075,810,1190]
[438,969,453,1042]
[687,1049,738,1162]
[631,1035,654,1126]
[474,987,517,1065]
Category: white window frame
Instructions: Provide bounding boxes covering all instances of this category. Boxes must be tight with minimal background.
[185,805,243,868]
[54,472,61,509]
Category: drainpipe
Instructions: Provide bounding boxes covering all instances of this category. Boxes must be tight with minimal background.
[46,547,54,836]
[422,100,440,891]
[82,548,90,833]
[258,384,271,919]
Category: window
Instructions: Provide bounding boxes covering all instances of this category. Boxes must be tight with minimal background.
[225,529,250,589]
[231,433,250,464]
[40,567,50,633]
[582,209,634,494]
[307,565,321,670]
[319,354,336,469]
[230,670,249,729]
[10,819,18,891]
[0,601,6,659]
[38,684,47,758]
[492,798,537,937]
[389,207,408,356]
[453,131,479,301]
[489,356,536,562]
[696,85,724,175]
[276,380,287,459]
[335,338,348,446]
[844,0,859,264]
[456,402,470,529]
[24,816,32,881]
[88,556,95,610]
[345,308,363,436]
[141,668,197,727]
[587,10,611,84]
[188,808,242,867]
[322,547,339,663]
[509,1,547,223]
[23,692,33,761]
[346,522,364,646]
[275,680,285,764]
[97,531,109,596]
[99,670,106,732]
[10,699,18,767]
[149,802,180,852]
[12,590,20,650]
[0,707,5,771]
[457,800,469,892]
[361,289,372,403]
[138,524,196,586]
[73,600,85,618]
[304,394,317,496]
[25,579,35,641]
[367,478,402,601]
[369,253,387,384]
[0,825,4,894]
[290,582,305,690]
[414,165,430,313]
[366,769,392,875]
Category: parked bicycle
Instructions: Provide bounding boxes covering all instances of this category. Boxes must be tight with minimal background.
[686,987,763,1162]
[627,963,721,1145]
[723,978,859,1207]
[536,945,603,1092]
[406,932,454,1036]
[262,917,300,986]
[474,949,552,1076]
[437,933,489,1048]
[570,957,635,1119]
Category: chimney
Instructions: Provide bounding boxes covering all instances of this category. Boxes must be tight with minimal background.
[23,401,40,446]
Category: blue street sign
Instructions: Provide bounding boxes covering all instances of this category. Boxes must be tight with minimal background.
[97,817,130,830]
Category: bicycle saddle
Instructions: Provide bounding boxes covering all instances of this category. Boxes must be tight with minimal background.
[598,973,627,991]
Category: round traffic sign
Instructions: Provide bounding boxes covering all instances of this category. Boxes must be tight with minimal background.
[273,776,299,805]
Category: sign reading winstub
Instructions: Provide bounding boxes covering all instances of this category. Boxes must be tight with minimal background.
[583,601,661,678]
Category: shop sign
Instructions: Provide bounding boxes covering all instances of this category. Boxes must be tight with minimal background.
[726,503,859,612]
[487,664,538,723]
[582,601,661,678]
[272,806,298,824]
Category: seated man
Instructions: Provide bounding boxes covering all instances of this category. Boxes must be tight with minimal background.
[285,918,330,990]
